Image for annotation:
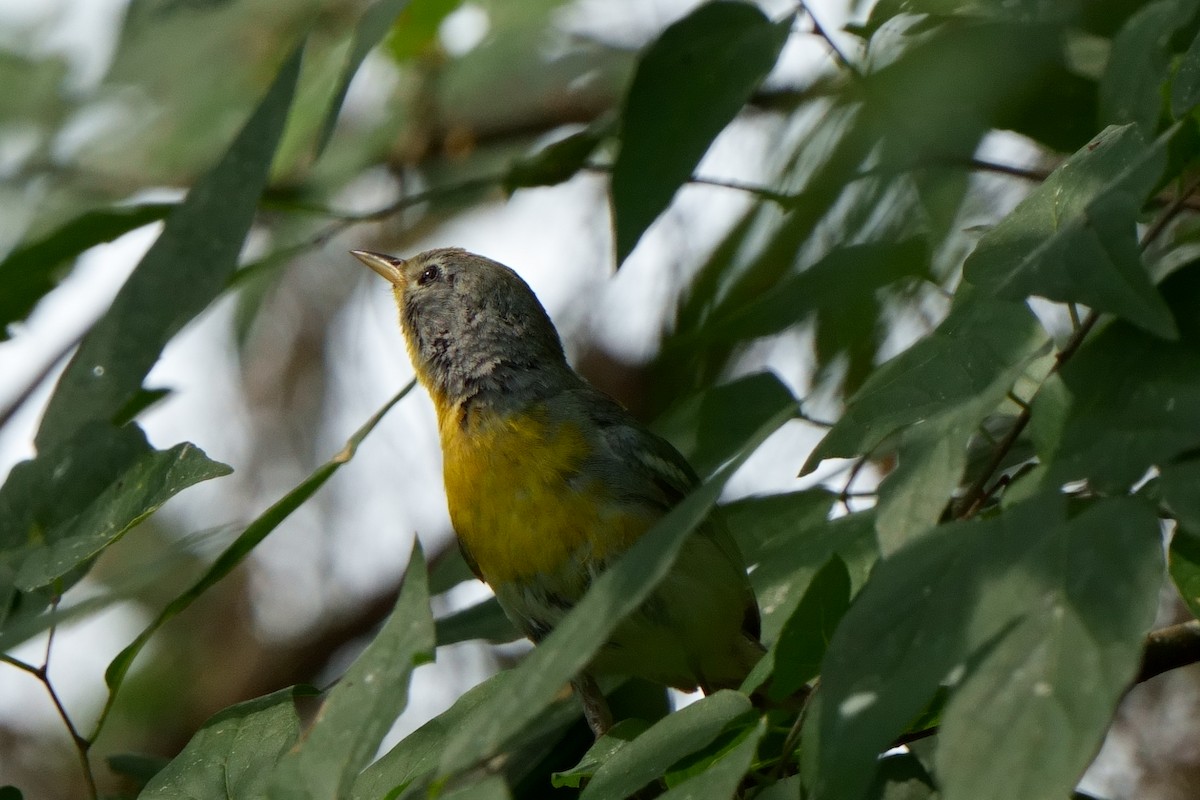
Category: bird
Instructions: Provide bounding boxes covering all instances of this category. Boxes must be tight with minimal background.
[351,247,764,735]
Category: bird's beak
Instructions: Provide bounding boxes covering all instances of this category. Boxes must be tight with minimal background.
[351,249,406,286]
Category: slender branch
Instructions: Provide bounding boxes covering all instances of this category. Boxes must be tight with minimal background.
[1067,302,1082,331]
[0,653,40,675]
[967,157,1053,183]
[797,1,861,77]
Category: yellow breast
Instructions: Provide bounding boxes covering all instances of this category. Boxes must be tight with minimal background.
[439,404,647,586]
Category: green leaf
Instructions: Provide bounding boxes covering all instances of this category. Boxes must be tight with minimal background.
[103,383,412,705]
[768,555,851,701]
[435,397,791,779]
[656,718,765,800]
[963,123,1177,338]
[610,1,791,264]
[434,596,520,646]
[804,290,1043,477]
[933,502,1163,800]
[723,495,874,643]
[866,753,938,800]
[352,671,582,799]
[1035,267,1200,492]
[812,494,1162,800]
[504,118,613,193]
[1172,26,1200,116]
[140,686,310,799]
[269,541,435,800]
[1162,458,1200,532]
[439,777,510,800]
[552,719,652,790]
[579,691,751,800]
[692,238,930,347]
[651,371,797,477]
[1100,0,1199,130]
[34,42,303,452]
[316,0,413,157]
[13,437,230,591]
[1168,525,1200,621]
[0,203,174,340]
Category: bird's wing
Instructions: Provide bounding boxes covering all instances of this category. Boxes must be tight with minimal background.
[571,387,762,640]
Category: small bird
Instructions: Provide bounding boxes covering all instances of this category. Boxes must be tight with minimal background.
[352,247,764,734]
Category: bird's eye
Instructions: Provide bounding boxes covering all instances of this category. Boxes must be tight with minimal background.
[417,265,440,286]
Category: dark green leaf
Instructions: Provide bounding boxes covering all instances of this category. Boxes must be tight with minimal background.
[1172,26,1200,116]
[35,43,302,452]
[812,494,1162,800]
[0,203,174,340]
[963,123,1178,338]
[103,383,412,699]
[933,502,1162,800]
[651,371,797,477]
[270,542,434,800]
[552,719,651,789]
[580,691,751,800]
[1100,0,1199,130]
[804,290,1043,477]
[769,555,851,700]
[1034,268,1200,492]
[1168,525,1200,620]
[435,596,520,646]
[440,777,510,800]
[1162,458,1200,531]
[140,687,310,799]
[505,118,613,193]
[656,719,765,800]
[14,438,230,591]
[316,0,413,157]
[866,753,938,800]
[723,496,874,643]
[435,398,790,778]
[689,238,930,347]
[352,670,582,799]
[611,1,791,264]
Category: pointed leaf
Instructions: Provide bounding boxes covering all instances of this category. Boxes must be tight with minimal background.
[0,203,174,339]
[651,371,797,477]
[15,439,230,590]
[580,691,751,800]
[269,542,434,800]
[804,291,1043,474]
[1100,0,1199,130]
[611,1,791,264]
[813,494,1162,800]
[768,555,851,700]
[963,124,1177,337]
[1035,268,1200,492]
[35,43,303,451]
[140,687,310,799]
[656,718,765,800]
[315,0,413,157]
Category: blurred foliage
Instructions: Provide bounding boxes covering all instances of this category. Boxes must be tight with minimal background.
[3,0,1200,798]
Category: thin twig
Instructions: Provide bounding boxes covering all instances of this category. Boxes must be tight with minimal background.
[797,1,861,77]
[1067,303,1082,331]
[0,329,86,431]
